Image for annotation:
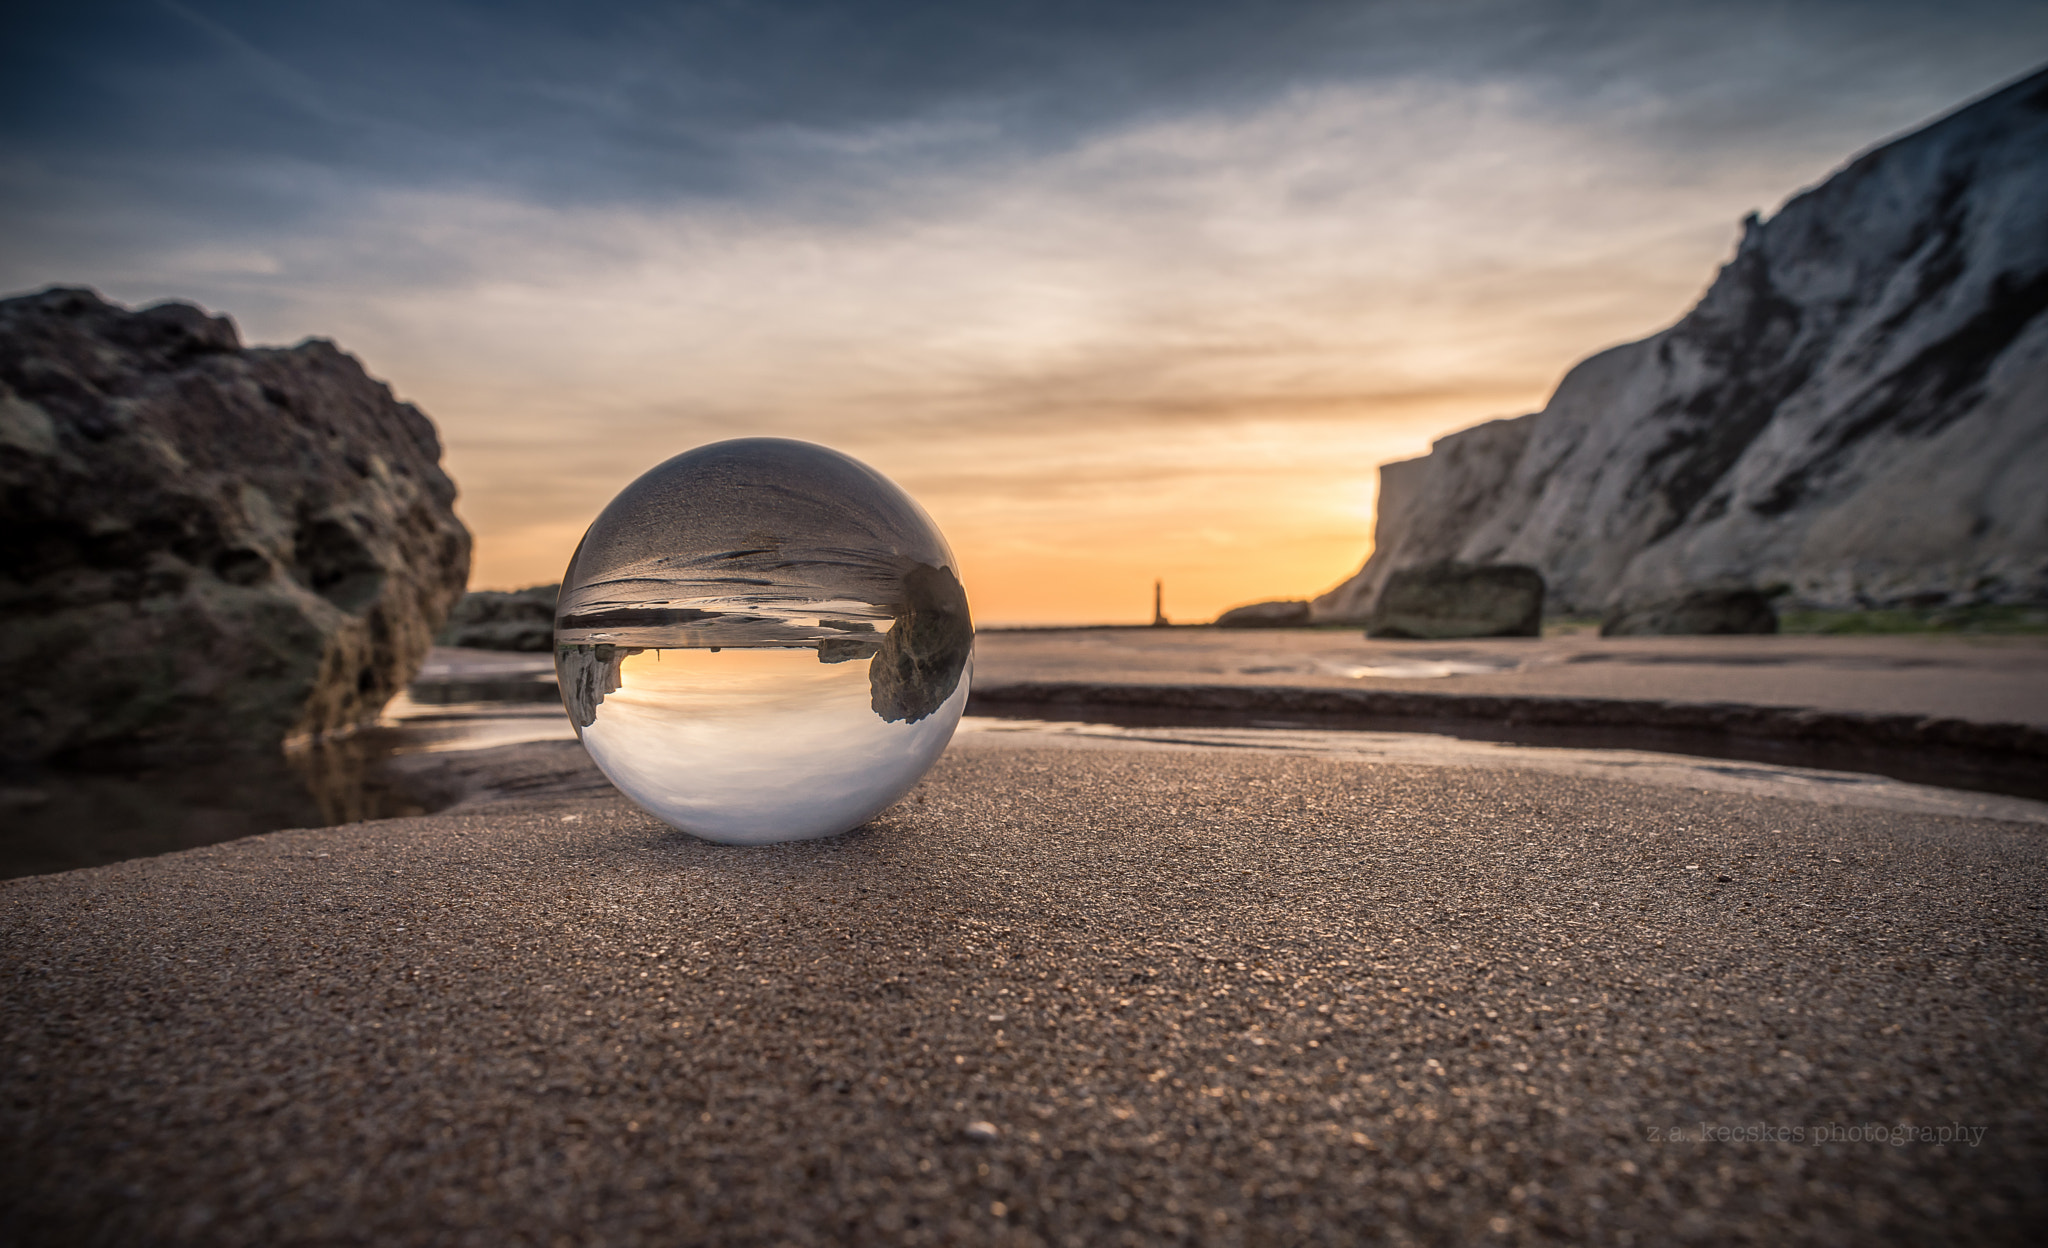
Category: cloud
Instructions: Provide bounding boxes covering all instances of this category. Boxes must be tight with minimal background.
[9,2,2045,210]
[4,2,2046,618]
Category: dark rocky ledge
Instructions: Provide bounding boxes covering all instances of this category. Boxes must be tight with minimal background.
[967,680,2048,801]
[0,287,471,762]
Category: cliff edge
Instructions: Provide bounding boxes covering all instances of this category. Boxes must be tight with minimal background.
[1316,67,2048,621]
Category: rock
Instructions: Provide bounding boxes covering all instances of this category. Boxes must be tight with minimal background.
[1365,562,1544,639]
[557,644,637,731]
[438,584,558,651]
[868,562,974,724]
[1215,599,1312,628]
[0,287,471,762]
[1314,417,1533,623]
[1314,69,2048,621]
[963,1121,1001,1143]
[1602,588,1778,636]
[816,632,884,665]
[817,617,886,665]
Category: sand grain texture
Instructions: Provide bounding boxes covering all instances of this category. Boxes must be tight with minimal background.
[3,740,2045,1245]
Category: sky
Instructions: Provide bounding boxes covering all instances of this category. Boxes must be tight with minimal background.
[5,2,2046,624]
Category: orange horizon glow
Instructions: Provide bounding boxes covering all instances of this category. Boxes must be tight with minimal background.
[451,384,1544,625]
[47,78,1901,625]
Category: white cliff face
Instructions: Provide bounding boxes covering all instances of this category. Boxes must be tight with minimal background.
[1312,415,1532,621]
[1314,67,2048,621]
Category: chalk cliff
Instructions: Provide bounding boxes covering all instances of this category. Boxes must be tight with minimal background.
[1315,67,2048,621]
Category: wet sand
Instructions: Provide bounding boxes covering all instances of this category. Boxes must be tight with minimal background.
[973,629,2048,726]
[4,735,2044,1245]
[968,631,2048,804]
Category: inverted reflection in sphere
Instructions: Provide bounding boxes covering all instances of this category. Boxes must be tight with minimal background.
[555,439,972,844]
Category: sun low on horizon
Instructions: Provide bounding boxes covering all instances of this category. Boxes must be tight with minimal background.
[5,1,2045,625]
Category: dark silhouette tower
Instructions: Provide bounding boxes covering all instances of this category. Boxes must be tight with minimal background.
[1152,579,1168,627]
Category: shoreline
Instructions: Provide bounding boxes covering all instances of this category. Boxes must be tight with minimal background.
[968,681,2048,803]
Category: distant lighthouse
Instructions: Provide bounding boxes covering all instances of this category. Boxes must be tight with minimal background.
[1152,579,1168,627]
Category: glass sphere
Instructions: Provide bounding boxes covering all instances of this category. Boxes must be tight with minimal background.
[554,438,972,844]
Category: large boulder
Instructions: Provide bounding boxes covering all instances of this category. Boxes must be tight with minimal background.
[0,287,471,762]
[438,584,558,651]
[1215,599,1312,628]
[1315,69,2048,621]
[1602,588,1779,636]
[1366,563,1545,639]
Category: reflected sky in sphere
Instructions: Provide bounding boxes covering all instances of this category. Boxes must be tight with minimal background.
[556,439,972,844]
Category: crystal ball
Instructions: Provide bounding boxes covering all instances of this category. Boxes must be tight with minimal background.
[554,438,973,844]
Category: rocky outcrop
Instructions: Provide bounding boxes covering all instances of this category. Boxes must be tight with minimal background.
[439,584,558,651]
[1215,600,1312,628]
[868,562,974,724]
[1602,589,1778,637]
[557,644,636,731]
[1316,417,1534,622]
[1366,563,1544,639]
[0,288,471,761]
[1315,68,2048,622]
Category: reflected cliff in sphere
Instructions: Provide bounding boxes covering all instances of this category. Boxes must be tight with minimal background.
[554,439,972,844]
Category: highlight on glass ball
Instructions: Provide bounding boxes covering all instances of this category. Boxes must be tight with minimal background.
[554,438,973,845]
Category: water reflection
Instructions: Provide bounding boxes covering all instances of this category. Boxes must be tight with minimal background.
[1,733,428,880]
[0,652,573,881]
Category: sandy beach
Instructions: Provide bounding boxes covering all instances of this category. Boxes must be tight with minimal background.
[4,731,2044,1245]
